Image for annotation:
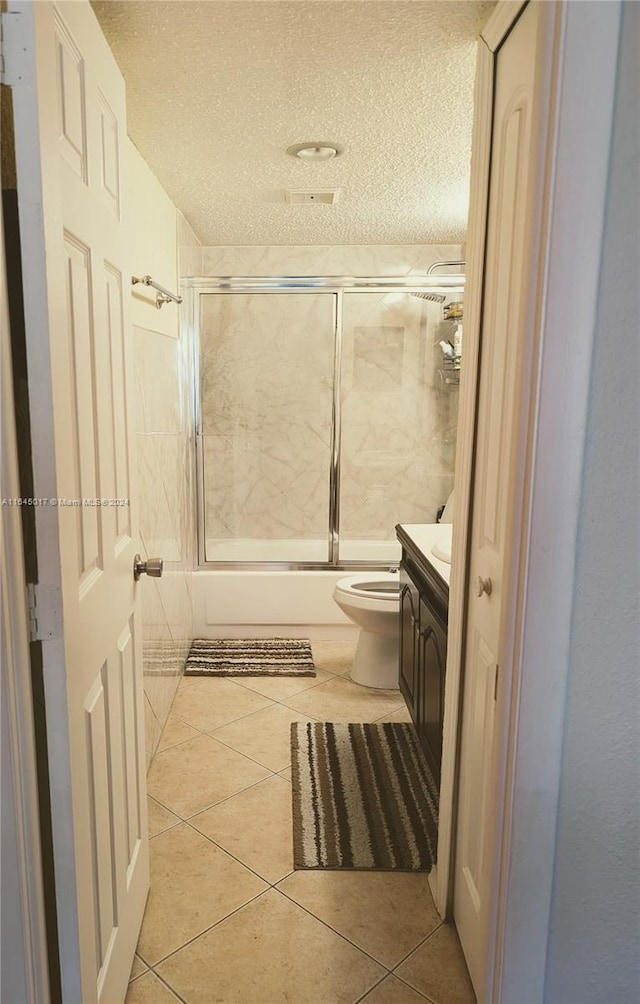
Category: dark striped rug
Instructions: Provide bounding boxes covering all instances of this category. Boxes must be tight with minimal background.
[291,722,438,871]
[185,638,316,677]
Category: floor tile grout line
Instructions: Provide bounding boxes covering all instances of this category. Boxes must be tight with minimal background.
[202,714,322,771]
[274,883,399,974]
[390,920,445,973]
[181,816,279,889]
[149,768,281,827]
[153,790,295,885]
[145,966,188,1003]
[149,705,404,823]
[179,661,346,701]
[351,969,437,1004]
[165,669,405,740]
[387,919,444,974]
[387,963,442,1003]
[152,734,289,803]
[148,818,182,841]
[199,728,290,775]
[143,885,272,972]
[162,697,277,742]
[391,969,439,1004]
[353,972,389,1004]
[229,671,339,700]
[127,969,148,986]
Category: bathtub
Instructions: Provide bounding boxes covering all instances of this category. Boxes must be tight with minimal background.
[193,538,401,639]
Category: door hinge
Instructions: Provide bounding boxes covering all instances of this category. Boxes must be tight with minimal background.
[493,664,499,702]
[26,583,38,642]
[26,583,62,643]
[0,11,29,88]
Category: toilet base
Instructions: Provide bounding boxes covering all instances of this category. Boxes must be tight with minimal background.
[350,629,400,690]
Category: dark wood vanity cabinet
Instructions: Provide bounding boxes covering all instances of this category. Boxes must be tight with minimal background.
[397,526,449,787]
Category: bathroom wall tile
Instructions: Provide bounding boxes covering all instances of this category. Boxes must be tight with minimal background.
[199,244,462,279]
[177,210,203,277]
[201,245,235,275]
[144,692,163,772]
[179,244,202,277]
[135,235,195,767]
[201,245,337,277]
[133,326,183,433]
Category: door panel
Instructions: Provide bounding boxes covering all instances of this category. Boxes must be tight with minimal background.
[417,598,447,785]
[453,1,540,994]
[10,2,148,1000]
[399,570,419,716]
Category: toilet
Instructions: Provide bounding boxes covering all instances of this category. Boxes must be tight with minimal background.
[333,572,400,689]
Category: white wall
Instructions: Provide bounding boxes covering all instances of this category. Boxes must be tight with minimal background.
[544,5,640,999]
[127,141,197,766]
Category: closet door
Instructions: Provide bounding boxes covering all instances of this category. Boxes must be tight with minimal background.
[453,1,542,993]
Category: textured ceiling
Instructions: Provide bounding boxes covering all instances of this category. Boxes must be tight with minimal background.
[92,1,494,245]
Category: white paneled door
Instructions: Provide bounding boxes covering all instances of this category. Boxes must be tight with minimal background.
[453,1,541,995]
[8,2,148,1001]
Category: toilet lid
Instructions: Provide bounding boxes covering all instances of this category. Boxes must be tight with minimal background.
[335,574,400,602]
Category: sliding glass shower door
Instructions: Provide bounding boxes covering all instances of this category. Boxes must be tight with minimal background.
[199,292,337,563]
[195,278,462,567]
[338,290,458,563]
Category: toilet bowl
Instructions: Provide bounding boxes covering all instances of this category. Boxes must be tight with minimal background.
[333,572,400,689]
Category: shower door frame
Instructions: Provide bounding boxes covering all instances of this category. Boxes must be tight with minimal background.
[184,275,464,570]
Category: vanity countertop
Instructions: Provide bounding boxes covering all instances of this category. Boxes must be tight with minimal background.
[396,522,453,587]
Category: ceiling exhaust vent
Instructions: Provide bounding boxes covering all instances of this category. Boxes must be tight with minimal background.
[285,189,341,205]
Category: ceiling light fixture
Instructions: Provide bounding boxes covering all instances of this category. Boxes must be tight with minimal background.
[287,142,343,161]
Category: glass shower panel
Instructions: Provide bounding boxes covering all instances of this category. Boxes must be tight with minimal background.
[200,292,336,562]
[338,291,459,563]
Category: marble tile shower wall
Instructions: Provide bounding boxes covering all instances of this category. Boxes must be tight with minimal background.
[198,245,462,545]
[197,244,463,281]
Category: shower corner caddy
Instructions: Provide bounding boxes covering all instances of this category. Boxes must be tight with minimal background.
[440,355,461,386]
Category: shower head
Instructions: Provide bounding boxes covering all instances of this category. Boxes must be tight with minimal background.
[410,291,447,303]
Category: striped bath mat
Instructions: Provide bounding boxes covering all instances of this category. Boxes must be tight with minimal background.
[291,721,438,871]
[185,638,316,677]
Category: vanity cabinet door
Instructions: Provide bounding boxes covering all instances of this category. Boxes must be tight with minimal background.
[418,596,448,786]
[399,564,420,717]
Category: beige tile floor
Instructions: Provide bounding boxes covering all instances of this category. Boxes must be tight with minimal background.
[128,640,475,1004]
